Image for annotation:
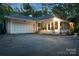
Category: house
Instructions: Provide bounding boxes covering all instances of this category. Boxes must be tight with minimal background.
[5,15,74,34]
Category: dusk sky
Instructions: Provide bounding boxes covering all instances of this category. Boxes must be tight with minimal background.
[10,3,42,11]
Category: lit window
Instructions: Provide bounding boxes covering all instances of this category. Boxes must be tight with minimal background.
[38,23,41,27]
[55,21,58,29]
[41,23,47,30]
[48,24,50,30]
[38,23,41,30]
[60,22,68,30]
[51,23,53,30]
[60,22,63,29]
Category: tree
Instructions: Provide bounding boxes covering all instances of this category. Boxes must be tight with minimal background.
[32,10,43,18]
[22,3,34,16]
[0,3,13,33]
[52,3,79,19]
[52,3,79,33]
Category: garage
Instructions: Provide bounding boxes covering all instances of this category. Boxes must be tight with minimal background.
[11,22,34,34]
[5,15,36,34]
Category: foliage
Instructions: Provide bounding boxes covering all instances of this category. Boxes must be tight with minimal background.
[22,3,52,17]
[22,3,34,16]
[52,3,79,20]
[0,3,14,33]
[0,3,14,26]
[32,10,43,18]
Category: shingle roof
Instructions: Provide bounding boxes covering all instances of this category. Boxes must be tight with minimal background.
[5,15,34,21]
[5,14,53,21]
[35,14,53,20]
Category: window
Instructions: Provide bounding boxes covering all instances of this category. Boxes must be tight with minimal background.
[41,23,47,30]
[51,23,54,30]
[38,23,41,27]
[38,23,41,30]
[60,22,68,30]
[38,23,47,30]
[60,22,63,29]
[64,23,68,29]
[55,21,58,29]
[48,24,50,30]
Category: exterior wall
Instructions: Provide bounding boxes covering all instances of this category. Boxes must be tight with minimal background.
[6,17,72,34]
[52,17,61,34]
[53,17,71,34]
[37,17,71,34]
[38,17,63,34]
[6,19,37,34]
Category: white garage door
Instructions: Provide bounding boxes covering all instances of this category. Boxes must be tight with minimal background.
[11,22,33,33]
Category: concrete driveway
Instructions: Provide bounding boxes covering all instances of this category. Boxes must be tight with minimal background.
[0,34,79,56]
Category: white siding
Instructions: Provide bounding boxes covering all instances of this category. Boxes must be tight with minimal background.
[52,17,61,34]
[52,17,69,34]
[7,20,34,34]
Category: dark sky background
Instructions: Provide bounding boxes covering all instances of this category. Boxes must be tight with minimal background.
[10,3,42,11]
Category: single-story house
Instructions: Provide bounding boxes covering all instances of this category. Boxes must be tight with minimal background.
[5,15,74,34]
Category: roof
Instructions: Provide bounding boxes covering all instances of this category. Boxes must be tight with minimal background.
[35,14,53,20]
[67,16,79,22]
[5,14,54,21]
[5,15,35,21]
[5,14,72,23]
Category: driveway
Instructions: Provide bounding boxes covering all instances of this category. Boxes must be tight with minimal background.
[0,34,79,56]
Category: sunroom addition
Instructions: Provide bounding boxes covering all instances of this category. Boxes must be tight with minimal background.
[37,17,74,34]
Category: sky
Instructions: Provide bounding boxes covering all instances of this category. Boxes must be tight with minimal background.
[10,3,42,11]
